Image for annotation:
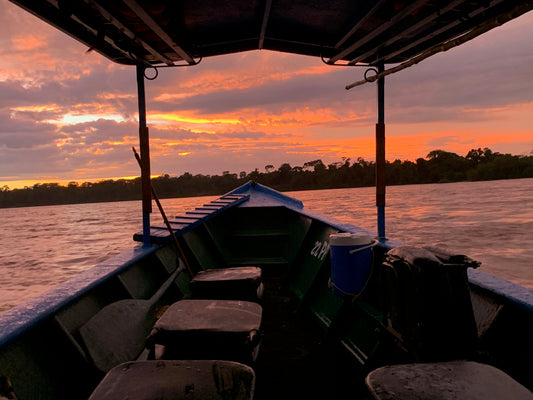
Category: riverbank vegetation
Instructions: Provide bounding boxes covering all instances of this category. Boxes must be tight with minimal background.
[1,147,532,208]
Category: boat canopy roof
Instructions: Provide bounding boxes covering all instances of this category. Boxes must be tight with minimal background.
[10,0,533,67]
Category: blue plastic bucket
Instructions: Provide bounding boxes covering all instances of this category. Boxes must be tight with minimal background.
[329,233,375,296]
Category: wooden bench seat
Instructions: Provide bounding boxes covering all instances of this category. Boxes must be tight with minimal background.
[190,266,263,302]
[88,360,255,400]
[366,361,533,399]
[147,299,263,365]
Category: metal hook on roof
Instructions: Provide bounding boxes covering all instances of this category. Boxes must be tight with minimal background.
[144,66,158,81]
[364,68,379,82]
[128,51,202,79]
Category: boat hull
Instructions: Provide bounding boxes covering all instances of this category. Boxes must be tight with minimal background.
[1,182,532,399]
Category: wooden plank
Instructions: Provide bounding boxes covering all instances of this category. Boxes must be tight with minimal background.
[167,222,190,229]
[133,193,250,244]
[148,223,190,231]
[185,212,212,217]
[173,216,200,222]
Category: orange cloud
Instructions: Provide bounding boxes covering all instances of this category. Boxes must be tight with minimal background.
[11,105,59,113]
[148,104,370,141]
[150,113,241,126]
[12,35,47,51]
[153,52,334,100]
[97,93,135,100]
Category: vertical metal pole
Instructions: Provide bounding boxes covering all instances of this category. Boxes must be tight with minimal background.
[376,62,386,239]
[136,63,152,247]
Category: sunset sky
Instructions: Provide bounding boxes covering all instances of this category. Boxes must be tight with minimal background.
[1,1,532,189]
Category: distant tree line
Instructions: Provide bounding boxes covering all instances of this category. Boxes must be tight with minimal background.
[1,147,532,208]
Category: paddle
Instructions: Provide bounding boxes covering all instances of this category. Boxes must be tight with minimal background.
[79,149,195,372]
[79,266,181,373]
[132,146,194,277]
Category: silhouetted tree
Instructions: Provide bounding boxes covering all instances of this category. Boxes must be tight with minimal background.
[1,148,532,208]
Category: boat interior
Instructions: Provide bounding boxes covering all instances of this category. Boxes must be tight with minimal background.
[1,183,532,399]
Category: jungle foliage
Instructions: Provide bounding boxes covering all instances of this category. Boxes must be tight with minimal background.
[1,148,532,208]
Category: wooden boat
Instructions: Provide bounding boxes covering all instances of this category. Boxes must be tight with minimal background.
[2,1,533,399]
[1,181,532,399]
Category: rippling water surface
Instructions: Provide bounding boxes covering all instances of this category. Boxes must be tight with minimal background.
[1,178,531,313]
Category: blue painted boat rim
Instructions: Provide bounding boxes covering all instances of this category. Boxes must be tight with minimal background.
[468,269,533,314]
[0,244,159,348]
[228,181,304,209]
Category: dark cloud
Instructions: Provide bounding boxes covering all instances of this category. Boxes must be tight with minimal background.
[0,82,33,107]
[387,15,533,117]
[59,119,137,142]
[149,66,373,116]
[143,13,533,121]
[0,109,60,148]
[150,126,268,141]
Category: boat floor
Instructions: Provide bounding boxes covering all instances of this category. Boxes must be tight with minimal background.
[254,278,369,399]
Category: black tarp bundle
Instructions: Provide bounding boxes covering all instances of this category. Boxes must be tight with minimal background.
[381,246,479,362]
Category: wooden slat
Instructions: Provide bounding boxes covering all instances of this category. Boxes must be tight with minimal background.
[185,212,213,217]
[172,217,200,222]
[133,194,250,243]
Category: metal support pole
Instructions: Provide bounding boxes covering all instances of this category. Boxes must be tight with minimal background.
[376,62,386,239]
[136,63,152,247]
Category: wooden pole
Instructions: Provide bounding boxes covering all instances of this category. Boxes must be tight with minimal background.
[132,147,194,277]
[136,63,152,247]
[376,62,386,239]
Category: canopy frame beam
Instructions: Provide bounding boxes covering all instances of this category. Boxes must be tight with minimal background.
[327,0,430,65]
[258,0,273,49]
[122,0,196,64]
[83,0,174,65]
[136,63,152,247]
[376,62,386,239]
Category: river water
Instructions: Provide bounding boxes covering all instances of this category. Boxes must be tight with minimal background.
[1,178,531,313]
